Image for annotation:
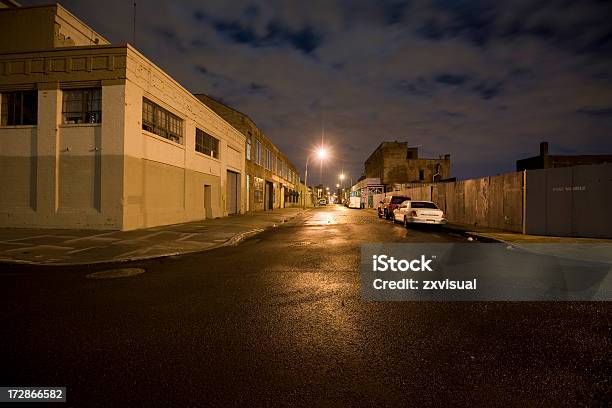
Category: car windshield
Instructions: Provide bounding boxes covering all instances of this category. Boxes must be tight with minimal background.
[391,197,409,204]
[411,201,438,209]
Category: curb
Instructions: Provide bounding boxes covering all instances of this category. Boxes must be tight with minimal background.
[0,211,307,267]
[440,225,506,244]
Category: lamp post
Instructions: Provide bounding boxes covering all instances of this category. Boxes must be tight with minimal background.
[339,173,346,204]
[303,147,327,209]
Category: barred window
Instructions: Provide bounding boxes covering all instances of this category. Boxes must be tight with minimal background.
[195,128,219,158]
[254,177,264,203]
[142,98,183,144]
[1,90,38,126]
[62,88,101,124]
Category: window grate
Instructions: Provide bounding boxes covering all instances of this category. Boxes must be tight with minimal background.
[195,128,219,158]
[62,88,101,124]
[142,98,183,144]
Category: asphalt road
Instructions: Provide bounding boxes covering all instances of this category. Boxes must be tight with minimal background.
[0,206,610,407]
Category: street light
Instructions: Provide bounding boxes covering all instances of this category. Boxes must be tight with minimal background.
[303,146,329,209]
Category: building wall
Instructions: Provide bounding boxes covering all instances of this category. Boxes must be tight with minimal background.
[365,141,450,187]
[517,142,612,171]
[0,45,246,230]
[121,49,246,229]
[195,94,301,212]
[0,84,124,229]
[0,4,109,53]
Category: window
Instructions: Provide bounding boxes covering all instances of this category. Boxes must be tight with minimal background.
[195,128,219,158]
[254,177,264,203]
[142,98,183,144]
[265,148,272,170]
[246,134,252,160]
[411,201,438,209]
[62,88,101,124]
[419,169,425,181]
[1,90,37,126]
[254,139,263,166]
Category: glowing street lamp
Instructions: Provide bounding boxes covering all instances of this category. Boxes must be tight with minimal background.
[303,146,329,209]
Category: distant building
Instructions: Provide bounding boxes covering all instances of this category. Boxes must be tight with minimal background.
[194,94,302,212]
[0,4,246,230]
[364,141,451,190]
[350,178,384,209]
[517,142,612,171]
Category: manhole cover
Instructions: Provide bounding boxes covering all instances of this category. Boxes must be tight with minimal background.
[86,268,145,279]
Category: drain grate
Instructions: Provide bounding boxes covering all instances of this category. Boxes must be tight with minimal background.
[86,268,145,279]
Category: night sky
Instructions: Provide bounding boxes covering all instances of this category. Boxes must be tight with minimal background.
[26,0,612,185]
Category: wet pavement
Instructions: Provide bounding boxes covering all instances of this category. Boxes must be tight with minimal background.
[0,208,304,265]
[0,206,609,406]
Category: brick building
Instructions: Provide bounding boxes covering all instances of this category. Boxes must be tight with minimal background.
[517,142,612,171]
[195,94,302,212]
[364,141,451,189]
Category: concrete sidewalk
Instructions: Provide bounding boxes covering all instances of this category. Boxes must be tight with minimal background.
[0,208,306,266]
[443,222,612,243]
[443,223,612,264]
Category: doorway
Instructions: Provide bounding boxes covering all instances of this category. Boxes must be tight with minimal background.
[265,181,274,211]
[204,184,212,219]
[226,171,239,215]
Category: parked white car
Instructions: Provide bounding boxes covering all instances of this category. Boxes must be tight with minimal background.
[393,200,446,227]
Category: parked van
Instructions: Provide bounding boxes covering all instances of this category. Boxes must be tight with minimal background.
[348,196,361,209]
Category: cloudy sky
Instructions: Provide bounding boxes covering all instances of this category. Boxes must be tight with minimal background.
[27,0,612,184]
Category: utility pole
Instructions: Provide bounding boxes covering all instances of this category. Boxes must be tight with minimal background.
[133,1,137,46]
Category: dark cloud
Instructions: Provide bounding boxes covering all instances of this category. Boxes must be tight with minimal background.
[193,9,323,54]
[435,74,469,85]
[577,108,612,118]
[23,0,612,183]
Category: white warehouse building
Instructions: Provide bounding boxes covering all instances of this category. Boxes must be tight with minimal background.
[0,4,246,230]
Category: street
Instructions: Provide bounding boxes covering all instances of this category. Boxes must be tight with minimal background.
[0,205,609,407]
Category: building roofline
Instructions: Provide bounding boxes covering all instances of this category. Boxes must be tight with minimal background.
[0,3,110,45]
[194,93,299,173]
[0,44,246,145]
[193,93,255,125]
